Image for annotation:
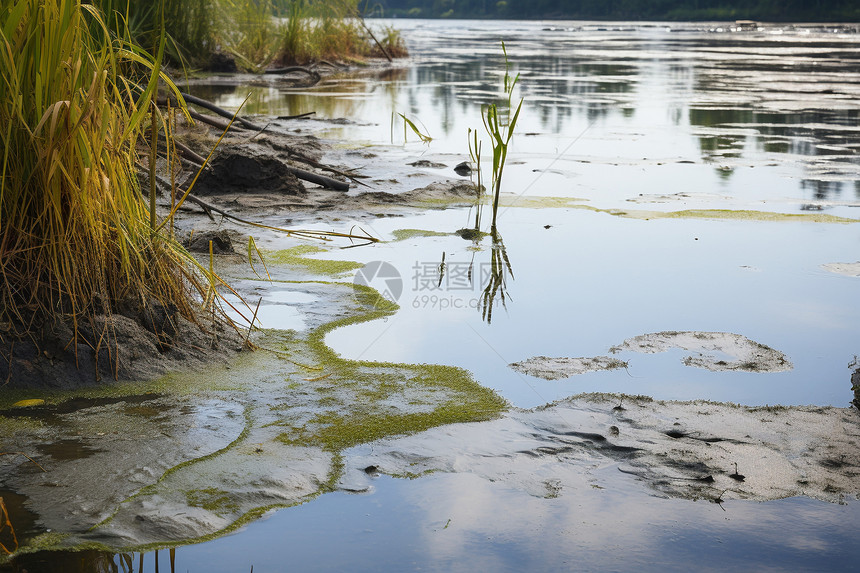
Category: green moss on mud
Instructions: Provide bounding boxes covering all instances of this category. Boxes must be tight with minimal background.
[263,245,364,276]
[1,241,508,558]
[186,488,240,514]
[390,229,451,241]
[274,280,507,453]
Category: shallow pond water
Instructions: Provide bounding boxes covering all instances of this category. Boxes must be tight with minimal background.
[3,19,860,572]
[15,473,859,573]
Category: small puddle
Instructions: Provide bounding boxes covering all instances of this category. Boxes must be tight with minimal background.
[35,439,103,461]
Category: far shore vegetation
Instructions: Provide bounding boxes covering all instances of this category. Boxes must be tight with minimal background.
[92,0,407,72]
[365,0,860,23]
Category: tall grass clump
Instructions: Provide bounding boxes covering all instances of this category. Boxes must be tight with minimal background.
[93,0,214,68]
[277,0,403,64]
[218,0,281,72]
[0,0,216,347]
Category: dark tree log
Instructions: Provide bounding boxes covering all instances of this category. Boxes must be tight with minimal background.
[263,66,321,84]
[188,109,247,132]
[179,91,264,131]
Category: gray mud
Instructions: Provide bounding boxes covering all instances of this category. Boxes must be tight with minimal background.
[342,394,860,504]
[512,331,792,380]
[0,271,505,553]
[821,262,860,277]
[610,331,793,373]
[510,356,628,380]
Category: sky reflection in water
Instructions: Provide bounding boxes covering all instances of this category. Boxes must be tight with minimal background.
[69,473,860,573]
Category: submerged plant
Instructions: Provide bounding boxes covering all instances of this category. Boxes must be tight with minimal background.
[394,112,432,145]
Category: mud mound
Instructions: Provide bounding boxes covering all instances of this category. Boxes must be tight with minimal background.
[511,331,792,380]
[510,356,628,380]
[194,148,305,196]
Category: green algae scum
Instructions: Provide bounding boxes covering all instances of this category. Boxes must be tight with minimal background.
[0,243,507,560]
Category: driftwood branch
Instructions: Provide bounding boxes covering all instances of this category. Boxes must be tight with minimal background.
[179,91,264,131]
[264,66,321,86]
[284,149,370,188]
[145,170,375,244]
[167,141,350,191]
[173,140,208,166]
[188,109,247,132]
[277,111,316,120]
[287,166,349,191]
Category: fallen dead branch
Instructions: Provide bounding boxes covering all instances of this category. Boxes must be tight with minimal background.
[144,169,377,245]
[263,66,321,86]
[179,91,264,131]
[0,497,17,555]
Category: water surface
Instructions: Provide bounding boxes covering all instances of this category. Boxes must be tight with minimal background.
[197,19,860,409]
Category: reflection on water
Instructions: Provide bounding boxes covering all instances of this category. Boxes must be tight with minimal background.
[13,474,857,573]
[5,19,859,573]
[479,229,514,324]
[191,20,860,205]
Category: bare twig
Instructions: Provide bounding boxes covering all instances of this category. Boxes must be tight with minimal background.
[0,451,47,472]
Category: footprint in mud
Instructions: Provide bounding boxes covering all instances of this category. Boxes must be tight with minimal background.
[509,331,792,380]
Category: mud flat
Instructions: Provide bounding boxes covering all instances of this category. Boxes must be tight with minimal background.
[343,393,860,504]
[511,331,792,380]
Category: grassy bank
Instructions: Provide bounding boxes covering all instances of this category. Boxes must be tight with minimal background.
[92,0,407,71]
[0,0,218,354]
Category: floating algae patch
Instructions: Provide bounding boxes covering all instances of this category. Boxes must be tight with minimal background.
[660,209,859,224]
[390,228,452,242]
[0,270,507,556]
[263,245,364,277]
[496,195,591,209]
[581,205,860,223]
[402,191,859,224]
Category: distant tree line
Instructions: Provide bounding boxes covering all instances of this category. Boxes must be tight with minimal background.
[362,0,860,22]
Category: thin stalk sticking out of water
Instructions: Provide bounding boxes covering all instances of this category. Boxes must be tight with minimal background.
[482,41,523,228]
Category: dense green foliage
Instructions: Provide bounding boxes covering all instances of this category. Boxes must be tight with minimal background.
[364,0,860,22]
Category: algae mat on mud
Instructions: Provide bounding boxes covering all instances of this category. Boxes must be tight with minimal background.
[0,276,507,555]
